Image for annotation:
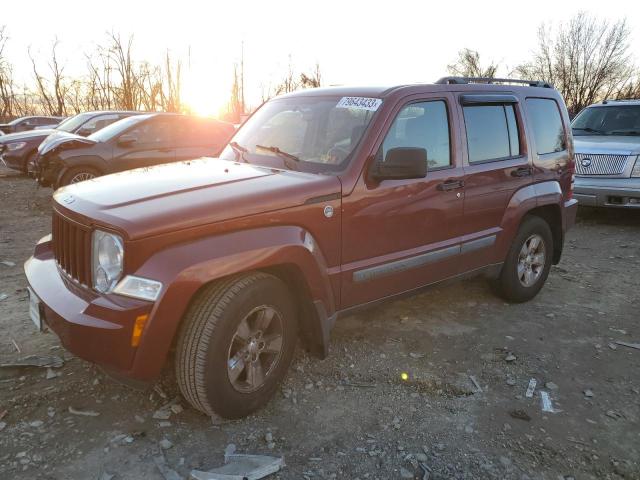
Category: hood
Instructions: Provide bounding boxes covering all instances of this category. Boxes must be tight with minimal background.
[53,158,342,239]
[38,131,96,156]
[0,128,57,143]
[574,135,640,156]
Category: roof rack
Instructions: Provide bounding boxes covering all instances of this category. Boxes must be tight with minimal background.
[602,98,640,104]
[435,76,553,89]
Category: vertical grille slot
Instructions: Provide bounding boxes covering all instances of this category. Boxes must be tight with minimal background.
[52,211,91,286]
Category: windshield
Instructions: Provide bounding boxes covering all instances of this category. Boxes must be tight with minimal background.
[88,115,149,142]
[55,113,96,133]
[218,95,380,173]
[572,105,640,136]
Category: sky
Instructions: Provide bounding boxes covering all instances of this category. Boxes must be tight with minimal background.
[2,0,640,115]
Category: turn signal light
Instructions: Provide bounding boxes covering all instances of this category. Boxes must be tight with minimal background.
[131,314,149,347]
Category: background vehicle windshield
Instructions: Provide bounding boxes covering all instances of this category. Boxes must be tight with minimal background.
[89,115,150,142]
[55,113,96,133]
[572,105,640,135]
[219,96,378,173]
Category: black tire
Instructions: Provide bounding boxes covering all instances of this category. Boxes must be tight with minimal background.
[23,151,37,174]
[58,166,101,188]
[494,215,554,303]
[175,272,297,418]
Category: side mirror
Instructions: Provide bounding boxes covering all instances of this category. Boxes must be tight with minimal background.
[371,147,428,180]
[117,133,137,146]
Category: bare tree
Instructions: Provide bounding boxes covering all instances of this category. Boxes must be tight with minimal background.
[0,26,17,118]
[516,13,634,114]
[447,48,499,78]
[28,39,69,115]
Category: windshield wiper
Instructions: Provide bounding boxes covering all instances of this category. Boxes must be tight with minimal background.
[229,141,249,162]
[572,127,605,135]
[255,144,301,169]
[609,130,640,136]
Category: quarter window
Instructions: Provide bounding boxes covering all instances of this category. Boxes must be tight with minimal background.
[381,100,451,169]
[463,104,520,163]
[526,98,566,154]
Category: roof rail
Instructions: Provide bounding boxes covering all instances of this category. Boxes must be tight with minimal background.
[435,76,553,89]
[602,98,640,104]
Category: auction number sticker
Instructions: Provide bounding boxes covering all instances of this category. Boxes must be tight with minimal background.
[336,97,383,111]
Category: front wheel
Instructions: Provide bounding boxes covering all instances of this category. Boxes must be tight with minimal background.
[175,273,298,418]
[494,216,553,303]
[58,166,100,188]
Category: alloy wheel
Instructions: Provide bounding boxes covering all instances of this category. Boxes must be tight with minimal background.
[517,234,546,287]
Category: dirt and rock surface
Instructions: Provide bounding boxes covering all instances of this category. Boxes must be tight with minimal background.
[0,165,639,479]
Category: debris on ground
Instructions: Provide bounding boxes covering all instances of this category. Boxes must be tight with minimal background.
[509,409,531,421]
[540,391,560,413]
[68,406,100,417]
[505,352,517,362]
[160,438,174,450]
[0,293,8,302]
[614,341,640,351]
[190,453,285,480]
[154,454,183,480]
[0,354,64,369]
[0,260,16,267]
[525,378,537,398]
[469,375,482,393]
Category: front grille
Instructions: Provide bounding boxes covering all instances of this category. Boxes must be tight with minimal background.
[52,211,92,286]
[575,153,629,175]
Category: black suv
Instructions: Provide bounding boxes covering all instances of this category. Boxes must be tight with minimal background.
[0,111,139,173]
[37,113,235,187]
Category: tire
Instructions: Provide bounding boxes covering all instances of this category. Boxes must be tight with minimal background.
[494,215,554,303]
[58,166,101,188]
[23,151,37,174]
[175,272,298,418]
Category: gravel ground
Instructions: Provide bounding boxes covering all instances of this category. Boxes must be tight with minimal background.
[1,165,639,479]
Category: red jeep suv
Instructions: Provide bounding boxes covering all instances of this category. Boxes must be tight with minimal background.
[24,77,578,418]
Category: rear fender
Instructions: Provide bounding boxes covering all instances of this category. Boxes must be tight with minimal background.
[497,181,563,259]
[129,225,334,381]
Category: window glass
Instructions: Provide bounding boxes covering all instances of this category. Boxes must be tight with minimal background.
[381,100,451,169]
[571,105,640,136]
[464,105,510,162]
[505,106,520,156]
[80,114,121,134]
[128,119,173,144]
[526,98,566,154]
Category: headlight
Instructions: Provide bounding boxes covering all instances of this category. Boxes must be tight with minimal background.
[92,230,124,293]
[631,156,640,178]
[113,275,163,302]
[7,142,26,151]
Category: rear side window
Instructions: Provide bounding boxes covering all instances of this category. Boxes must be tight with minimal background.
[463,105,520,163]
[526,98,566,154]
[381,100,451,169]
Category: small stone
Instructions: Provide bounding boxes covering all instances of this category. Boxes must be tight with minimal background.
[265,432,273,443]
[159,421,172,428]
[267,442,275,450]
[503,422,512,431]
[134,415,145,423]
[505,353,517,362]
[152,409,171,420]
[545,382,559,390]
[45,368,59,380]
[506,376,516,386]
[545,313,555,318]
[409,352,425,359]
[400,467,414,479]
[499,456,512,467]
[159,438,173,450]
[225,444,236,456]
[415,453,428,462]
[0,422,6,431]
[464,425,474,434]
[1,260,16,267]
[29,420,44,428]
[305,383,314,390]
[124,435,135,444]
[170,404,183,415]
[584,389,594,398]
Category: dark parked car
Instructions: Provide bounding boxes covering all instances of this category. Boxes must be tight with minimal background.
[0,115,64,134]
[0,111,139,173]
[25,78,577,418]
[36,113,235,187]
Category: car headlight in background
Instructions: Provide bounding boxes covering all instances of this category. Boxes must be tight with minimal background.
[92,229,124,293]
[7,142,26,151]
[631,156,640,178]
[113,275,163,302]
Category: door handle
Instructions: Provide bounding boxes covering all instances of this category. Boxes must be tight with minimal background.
[437,179,465,191]
[511,166,532,177]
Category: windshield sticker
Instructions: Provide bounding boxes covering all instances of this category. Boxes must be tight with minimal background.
[336,97,382,111]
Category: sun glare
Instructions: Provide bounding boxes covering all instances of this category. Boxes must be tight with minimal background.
[182,72,229,118]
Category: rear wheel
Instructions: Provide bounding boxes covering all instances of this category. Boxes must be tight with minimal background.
[494,216,553,303]
[175,272,297,418]
[58,166,100,187]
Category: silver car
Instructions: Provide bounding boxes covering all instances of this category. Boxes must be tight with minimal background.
[572,99,640,208]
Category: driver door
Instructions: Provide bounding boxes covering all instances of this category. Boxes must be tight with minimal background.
[112,117,176,172]
[340,94,466,308]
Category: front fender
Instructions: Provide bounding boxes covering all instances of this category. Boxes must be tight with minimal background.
[128,225,335,381]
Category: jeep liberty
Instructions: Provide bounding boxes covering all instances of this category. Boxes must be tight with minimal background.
[24,77,578,418]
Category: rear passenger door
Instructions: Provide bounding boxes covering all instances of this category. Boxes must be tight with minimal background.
[457,94,533,270]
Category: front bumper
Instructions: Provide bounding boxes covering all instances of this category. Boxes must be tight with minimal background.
[24,235,153,375]
[574,176,640,208]
[0,151,27,171]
